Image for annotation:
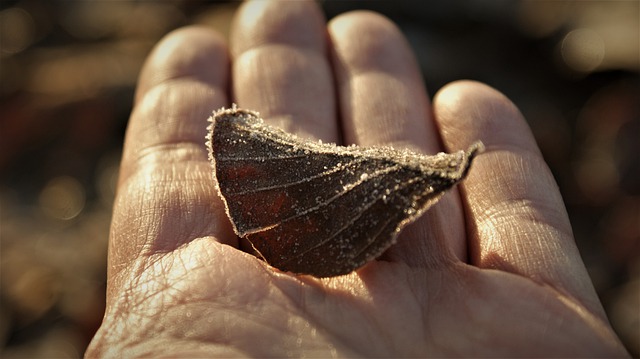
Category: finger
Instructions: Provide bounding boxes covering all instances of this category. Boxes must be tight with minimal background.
[230,0,338,142]
[328,12,468,267]
[433,80,606,318]
[112,27,234,282]
[122,26,229,184]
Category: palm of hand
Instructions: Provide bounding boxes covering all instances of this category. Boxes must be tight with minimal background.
[91,124,622,357]
[86,1,626,357]
[93,221,617,357]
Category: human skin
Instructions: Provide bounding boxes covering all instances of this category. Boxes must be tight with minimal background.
[85,1,629,357]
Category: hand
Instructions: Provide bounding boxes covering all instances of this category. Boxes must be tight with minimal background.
[86,1,628,357]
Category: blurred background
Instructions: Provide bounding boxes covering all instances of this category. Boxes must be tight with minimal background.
[0,0,638,357]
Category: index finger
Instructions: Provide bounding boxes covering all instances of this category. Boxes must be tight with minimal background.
[433,80,607,319]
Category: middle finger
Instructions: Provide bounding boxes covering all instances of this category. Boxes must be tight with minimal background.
[329,11,468,267]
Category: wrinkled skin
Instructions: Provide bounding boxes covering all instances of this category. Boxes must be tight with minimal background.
[86,1,629,357]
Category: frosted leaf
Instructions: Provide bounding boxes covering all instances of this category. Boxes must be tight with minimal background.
[206,106,483,277]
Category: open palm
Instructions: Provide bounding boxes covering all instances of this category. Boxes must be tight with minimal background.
[86,1,627,357]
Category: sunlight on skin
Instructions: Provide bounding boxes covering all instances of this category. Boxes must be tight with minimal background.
[93,237,624,357]
[85,0,629,356]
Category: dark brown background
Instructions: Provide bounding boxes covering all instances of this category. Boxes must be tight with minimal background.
[1,1,638,357]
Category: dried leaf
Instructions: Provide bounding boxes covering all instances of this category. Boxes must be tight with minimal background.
[206,106,483,277]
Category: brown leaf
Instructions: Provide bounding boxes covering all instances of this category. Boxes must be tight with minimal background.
[207,106,483,277]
